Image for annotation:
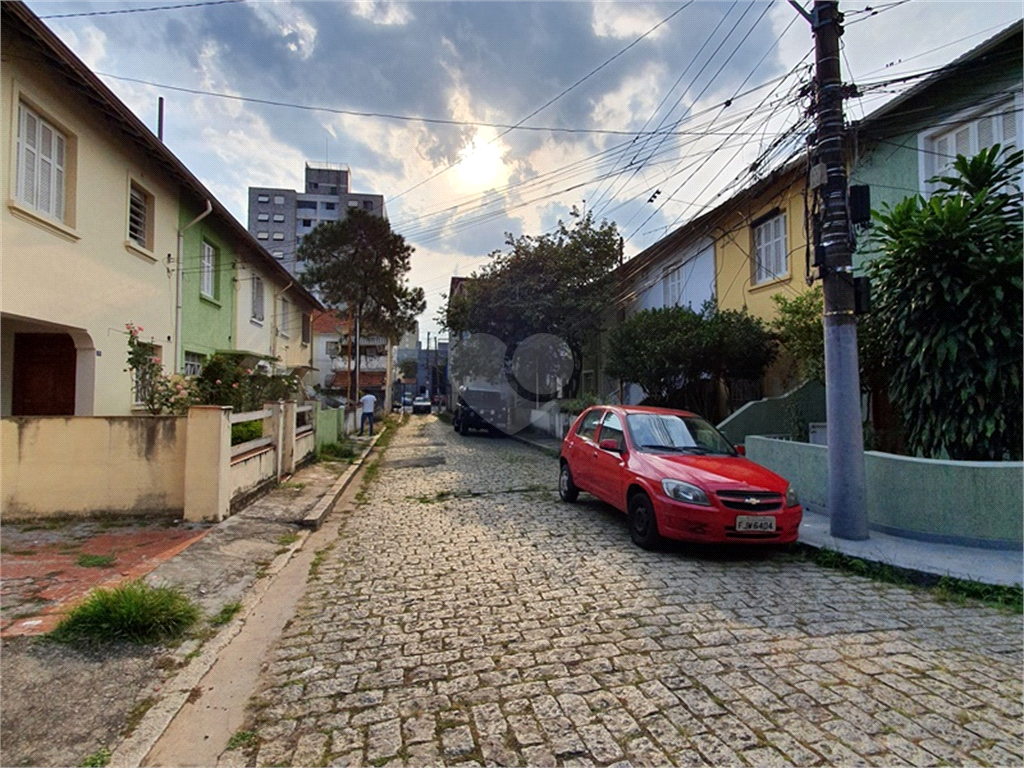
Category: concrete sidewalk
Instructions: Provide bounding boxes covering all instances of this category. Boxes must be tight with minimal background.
[510,429,1023,588]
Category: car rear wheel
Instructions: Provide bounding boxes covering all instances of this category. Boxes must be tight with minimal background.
[558,461,579,503]
[459,414,469,435]
[628,491,660,549]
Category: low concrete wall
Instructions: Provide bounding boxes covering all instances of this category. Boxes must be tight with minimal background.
[747,436,1024,549]
[2,416,187,518]
[230,447,276,500]
[296,430,315,464]
[315,407,358,448]
[718,381,826,445]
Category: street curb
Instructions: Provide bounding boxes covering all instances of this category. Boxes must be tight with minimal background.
[509,430,561,457]
[110,427,386,768]
[301,427,386,530]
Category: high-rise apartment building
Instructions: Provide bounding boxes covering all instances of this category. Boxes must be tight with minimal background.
[247,164,385,278]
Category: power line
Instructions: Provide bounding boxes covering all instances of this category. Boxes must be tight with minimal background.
[389,2,694,203]
[39,0,244,19]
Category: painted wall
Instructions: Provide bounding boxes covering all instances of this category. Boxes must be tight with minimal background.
[717,381,826,445]
[2,37,179,415]
[747,436,1023,549]
[179,197,236,369]
[714,172,809,323]
[2,416,186,518]
[234,257,277,360]
[850,45,1023,269]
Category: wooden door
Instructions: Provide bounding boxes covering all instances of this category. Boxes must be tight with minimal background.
[12,333,77,416]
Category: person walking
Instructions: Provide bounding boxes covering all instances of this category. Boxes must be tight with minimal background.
[358,391,377,436]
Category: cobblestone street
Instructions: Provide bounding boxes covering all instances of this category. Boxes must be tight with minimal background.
[241,416,1023,767]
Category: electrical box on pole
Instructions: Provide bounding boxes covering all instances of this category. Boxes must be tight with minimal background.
[802,0,869,539]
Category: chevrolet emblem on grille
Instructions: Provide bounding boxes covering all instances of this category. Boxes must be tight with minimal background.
[744,497,762,505]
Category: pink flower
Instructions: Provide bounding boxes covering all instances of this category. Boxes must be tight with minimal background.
[232,383,239,389]
[215,379,222,385]
[138,326,144,333]
[246,369,253,375]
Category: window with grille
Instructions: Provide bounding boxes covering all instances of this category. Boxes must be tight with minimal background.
[128,182,153,250]
[663,264,682,306]
[15,103,67,223]
[924,98,1021,193]
[752,212,787,286]
[184,352,205,376]
[201,241,216,298]
[252,276,264,322]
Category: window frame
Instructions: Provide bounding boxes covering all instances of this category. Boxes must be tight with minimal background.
[918,94,1023,194]
[183,351,205,377]
[126,178,155,256]
[302,313,311,345]
[279,296,291,338]
[751,210,788,287]
[200,240,217,299]
[576,409,604,442]
[11,95,77,237]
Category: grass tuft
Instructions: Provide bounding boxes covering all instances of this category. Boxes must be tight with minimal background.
[210,601,243,626]
[81,746,111,767]
[77,553,117,568]
[797,545,1023,613]
[49,580,200,644]
[226,730,259,750]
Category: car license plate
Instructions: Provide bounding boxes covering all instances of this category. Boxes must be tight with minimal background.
[735,515,776,532]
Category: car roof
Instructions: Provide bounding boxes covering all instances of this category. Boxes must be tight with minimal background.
[584,405,700,418]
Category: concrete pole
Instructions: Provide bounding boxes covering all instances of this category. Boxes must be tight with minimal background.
[811,0,869,540]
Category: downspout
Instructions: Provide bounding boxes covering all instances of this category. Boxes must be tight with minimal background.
[175,200,213,373]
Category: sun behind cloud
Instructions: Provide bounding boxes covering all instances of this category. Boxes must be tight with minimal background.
[455,132,507,190]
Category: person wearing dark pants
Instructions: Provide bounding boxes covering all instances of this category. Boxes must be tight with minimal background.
[358,391,377,436]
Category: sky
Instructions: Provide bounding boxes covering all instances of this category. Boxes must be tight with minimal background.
[26,0,1024,344]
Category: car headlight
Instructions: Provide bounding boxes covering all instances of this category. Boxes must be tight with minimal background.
[785,484,799,507]
[661,479,711,506]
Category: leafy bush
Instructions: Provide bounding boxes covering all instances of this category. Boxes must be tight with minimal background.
[49,580,199,644]
[231,420,263,446]
[869,146,1022,460]
[318,440,357,461]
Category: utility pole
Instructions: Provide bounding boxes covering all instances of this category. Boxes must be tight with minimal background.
[795,0,868,539]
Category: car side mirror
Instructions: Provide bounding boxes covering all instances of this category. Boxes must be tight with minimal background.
[734,444,745,456]
[599,439,622,453]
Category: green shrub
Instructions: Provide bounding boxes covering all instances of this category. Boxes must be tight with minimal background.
[231,420,263,446]
[76,553,116,568]
[318,439,357,461]
[49,580,200,644]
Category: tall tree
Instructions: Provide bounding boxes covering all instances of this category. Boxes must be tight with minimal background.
[442,208,622,395]
[869,146,1022,460]
[299,209,425,398]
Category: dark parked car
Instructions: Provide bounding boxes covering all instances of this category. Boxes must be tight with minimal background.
[559,405,802,549]
[412,396,432,414]
[453,386,508,436]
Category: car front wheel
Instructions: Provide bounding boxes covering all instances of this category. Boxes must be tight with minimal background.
[628,491,661,550]
[558,461,579,502]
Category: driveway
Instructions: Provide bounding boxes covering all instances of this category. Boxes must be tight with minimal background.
[241,415,1022,767]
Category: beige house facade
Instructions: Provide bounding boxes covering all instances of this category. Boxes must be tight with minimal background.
[1,15,180,416]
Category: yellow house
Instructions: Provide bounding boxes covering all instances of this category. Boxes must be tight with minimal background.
[712,161,810,396]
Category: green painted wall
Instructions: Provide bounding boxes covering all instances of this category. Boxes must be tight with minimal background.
[179,198,237,370]
[747,436,1023,549]
[849,35,1022,270]
[717,380,826,445]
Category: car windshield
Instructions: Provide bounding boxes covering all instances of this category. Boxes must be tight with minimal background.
[626,413,737,455]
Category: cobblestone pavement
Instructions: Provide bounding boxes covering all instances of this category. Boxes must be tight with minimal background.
[240,416,1023,767]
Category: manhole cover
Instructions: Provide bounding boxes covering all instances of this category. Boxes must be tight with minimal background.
[383,455,446,469]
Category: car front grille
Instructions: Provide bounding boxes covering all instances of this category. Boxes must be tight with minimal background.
[716,490,783,512]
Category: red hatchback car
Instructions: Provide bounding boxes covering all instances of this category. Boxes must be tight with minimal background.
[559,405,802,549]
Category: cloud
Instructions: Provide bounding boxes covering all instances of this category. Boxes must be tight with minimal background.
[246,0,317,59]
[53,23,107,70]
[591,2,669,40]
[349,0,413,26]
